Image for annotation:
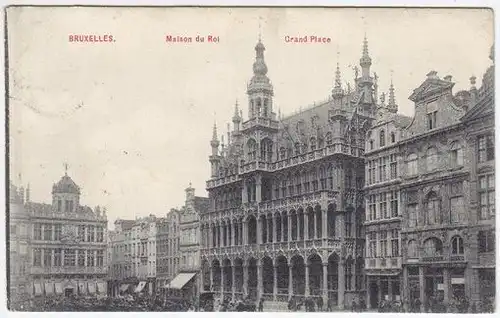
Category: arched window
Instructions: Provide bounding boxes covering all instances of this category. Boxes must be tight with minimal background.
[451,236,464,255]
[423,237,443,257]
[247,139,257,161]
[390,132,396,143]
[426,147,438,171]
[407,153,418,175]
[256,98,262,117]
[279,147,287,160]
[369,140,374,150]
[450,142,463,167]
[426,191,441,225]
[263,99,269,117]
[261,138,273,162]
[326,132,333,145]
[407,240,418,258]
[379,129,386,147]
[310,137,317,151]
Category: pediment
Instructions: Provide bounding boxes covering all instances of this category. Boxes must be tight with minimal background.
[409,78,454,102]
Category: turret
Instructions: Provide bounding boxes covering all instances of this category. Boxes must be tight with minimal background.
[247,37,274,120]
[209,123,220,177]
[232,100,241,132]
[332,52,344,99]
[52,165,81,213]
[360,34,372,80]
[387,72,398,113]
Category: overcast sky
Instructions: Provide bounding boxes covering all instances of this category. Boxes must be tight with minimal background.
[7,7,493,228]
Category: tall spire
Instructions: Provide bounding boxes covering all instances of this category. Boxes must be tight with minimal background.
[211,121,218,141]
[387,70,397,113]
[360,33,372,73]
[232,99,241,122]
[332,50,344,98]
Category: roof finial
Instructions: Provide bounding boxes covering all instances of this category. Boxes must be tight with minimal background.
[258,16,262,42]
[335,49,342,89]
[64,163,69,176]
[388,70,397,111]
[212,120,218,141]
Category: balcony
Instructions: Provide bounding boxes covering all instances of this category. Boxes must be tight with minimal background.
[206,174,242,189]
[30,265,107,275]
[365,257,402,270]
[256,191,334,212]
[241,117,279,131]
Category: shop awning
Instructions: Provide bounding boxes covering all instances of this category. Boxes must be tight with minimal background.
[88,282,96,294]
[55,283,63,295]
[120,284,129,292]
[34,283,42,296]
[168,272,196,290]
[78,282,87,295]
[45,283,54,296]
[97,282,106,294]
[134,281,147,293]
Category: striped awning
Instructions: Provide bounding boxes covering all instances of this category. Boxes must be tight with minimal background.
[34,283,42,296]
[88,282,96,294]
[134,281,147,293]
[168,272,196,290]
[45,283,54,296]
[55,283,63,295]
[78,282,87,295]
[120,284,129,292]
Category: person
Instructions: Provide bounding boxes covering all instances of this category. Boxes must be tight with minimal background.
[258,298,264,312]
[317,297,323,312]
[351,300,358,312]
[359,298,366,312]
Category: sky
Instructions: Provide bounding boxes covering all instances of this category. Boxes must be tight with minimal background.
[7,7,493,228]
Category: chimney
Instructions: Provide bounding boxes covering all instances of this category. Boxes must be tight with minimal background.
[444,75,452,82]
[426,70,438,80]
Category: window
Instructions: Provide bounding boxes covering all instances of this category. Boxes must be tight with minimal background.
[379,157,387,182]
[310,137,317,151]
[345,212,352,237]
[345,261,352,290]
[279,147,286,160]
[479,174,495,219]
[450,196,465,224]
[478,134,494,163]
[87,225,95,242]
[423,238,443,257]
[320,167,327,190]
[33,248,42,266]
[369,140,374,150]
[379,193,388,219]
[478,230,495,252]
[451,236,464,255]
[407,240,418,258]
[390,191,399,217]
[390,154,397,179]
[426,192,440,225]
[261,139,273,162]
[247,139,257,161]
[407,154,418,176]
[42,224,51,241]
[390,132,396,143]
[97,250,104,266]
[407,204,418,227]
[326,132,333,145]
[43,249,52,267]
[54,249,62,266]
[86,250,95,267]
[379,130,385,147]
[57,199,62,212]
[368,195,377,221]
[426,147,438,171]
[78,225,85,241]
[391,229,399,257]
[379,231,388,257]
[368,233,377,257]
[450,142,463,167]
[33,223,42,240]
[64,249,76,266]
[78,250,85,266]
[97,226,104,242]
[427,111,437,130]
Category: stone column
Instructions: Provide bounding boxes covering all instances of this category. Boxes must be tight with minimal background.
[402,266,408,311]
[288,264,293,296]
[210,267,214,291]
[220,265,225,297]
[257,260,262,300]
[240,222,243,245]
[367,277,372,309]
[304,212,309,240]
[242,182,248,204]
[243,221,248,245]
[256,176,262,203]
[322,263,328,304]
[377,278,382,304]
[305,264,310,296]
[288,214,292,242]
[273,265,278,301]
[257,216,262,244]
[267,217,272,243]
[419,267,425,312]
[443,268,450,307]
[388,277,393,301]
[243,265,249,296]
[281,216,285,242]
[272,216,277,242]
[314,212,318,239]
[200,265,205,292]
[338,259,345,309]
[232,265,236,300]
[322,207,328,239]
[232,221,236,246]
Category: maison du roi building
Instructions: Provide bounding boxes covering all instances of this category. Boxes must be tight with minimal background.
[199,36,495,311]
[8,171,108,302]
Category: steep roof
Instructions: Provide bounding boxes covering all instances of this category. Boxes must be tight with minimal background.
[52,174,80,195]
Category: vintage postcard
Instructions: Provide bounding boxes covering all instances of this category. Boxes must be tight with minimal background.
[5,6,495,313]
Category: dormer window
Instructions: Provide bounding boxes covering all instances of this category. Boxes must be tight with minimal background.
[426,101,438,130]
[379,130,385,147]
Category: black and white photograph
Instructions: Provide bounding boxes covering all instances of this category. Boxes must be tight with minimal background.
[5,6,496,313]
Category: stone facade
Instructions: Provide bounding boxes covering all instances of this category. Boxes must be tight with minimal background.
[155,210,180,292]
[201,36,383,308]
[9,172,108,300]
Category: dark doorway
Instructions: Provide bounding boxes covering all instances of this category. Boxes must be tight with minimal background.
[369,281,378,309]
[64,288,74,297]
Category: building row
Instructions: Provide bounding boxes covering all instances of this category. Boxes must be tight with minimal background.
[201,36,495,311]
